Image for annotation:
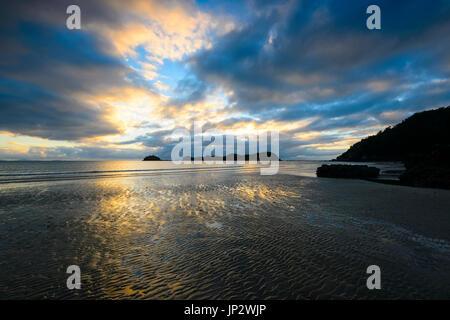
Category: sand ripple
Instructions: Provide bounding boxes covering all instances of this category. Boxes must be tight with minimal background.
[0,172,449,299]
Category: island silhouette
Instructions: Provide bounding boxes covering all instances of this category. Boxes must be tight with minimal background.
[143,152,280,162]
[143,155,161,161]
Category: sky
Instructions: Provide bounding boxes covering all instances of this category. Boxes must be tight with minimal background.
[1,0,450,160]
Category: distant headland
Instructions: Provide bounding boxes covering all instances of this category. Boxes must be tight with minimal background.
[330,106,450,189]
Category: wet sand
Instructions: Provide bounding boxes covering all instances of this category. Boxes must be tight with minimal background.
[0,171,449,299]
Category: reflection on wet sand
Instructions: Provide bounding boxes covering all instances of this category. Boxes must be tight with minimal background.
[0,170,449,299]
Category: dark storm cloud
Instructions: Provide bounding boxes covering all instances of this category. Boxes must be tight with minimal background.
[0,1,141,140]
[189,0,450,125]
[1,0,126,30]
[0,78,121,140]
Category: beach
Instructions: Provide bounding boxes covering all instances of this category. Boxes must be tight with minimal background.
[0,161,449,299]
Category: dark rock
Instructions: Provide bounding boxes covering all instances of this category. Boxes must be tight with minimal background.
[316,164,380,179]
[399,144,450,189]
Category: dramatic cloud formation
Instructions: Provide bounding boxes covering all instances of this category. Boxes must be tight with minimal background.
[1,0,449,160]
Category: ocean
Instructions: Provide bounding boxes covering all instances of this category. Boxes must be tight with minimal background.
[0,160,404,184]
[0,160,449,299]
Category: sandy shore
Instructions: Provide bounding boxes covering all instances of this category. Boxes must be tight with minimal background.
[0,171,449,299]
[295,175,450,240]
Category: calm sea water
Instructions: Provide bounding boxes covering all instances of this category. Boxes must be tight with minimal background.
[0,160,404,184]
[1,160,447,300]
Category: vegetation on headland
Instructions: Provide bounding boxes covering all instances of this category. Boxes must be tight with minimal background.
[335,106,450,162]
[331,106,450,189]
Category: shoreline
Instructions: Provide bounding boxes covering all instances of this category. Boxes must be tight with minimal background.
[0,171,449,299]
[300,174,450,240]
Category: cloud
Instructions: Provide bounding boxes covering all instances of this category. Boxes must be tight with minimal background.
[153,0,448,159]
[189,0,450,114]
[0,3,140,140]
[1,0,450,160]
[0,145,148,161]
[0,0,233,142]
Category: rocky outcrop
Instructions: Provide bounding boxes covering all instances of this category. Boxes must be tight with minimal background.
[316,164,380,179]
